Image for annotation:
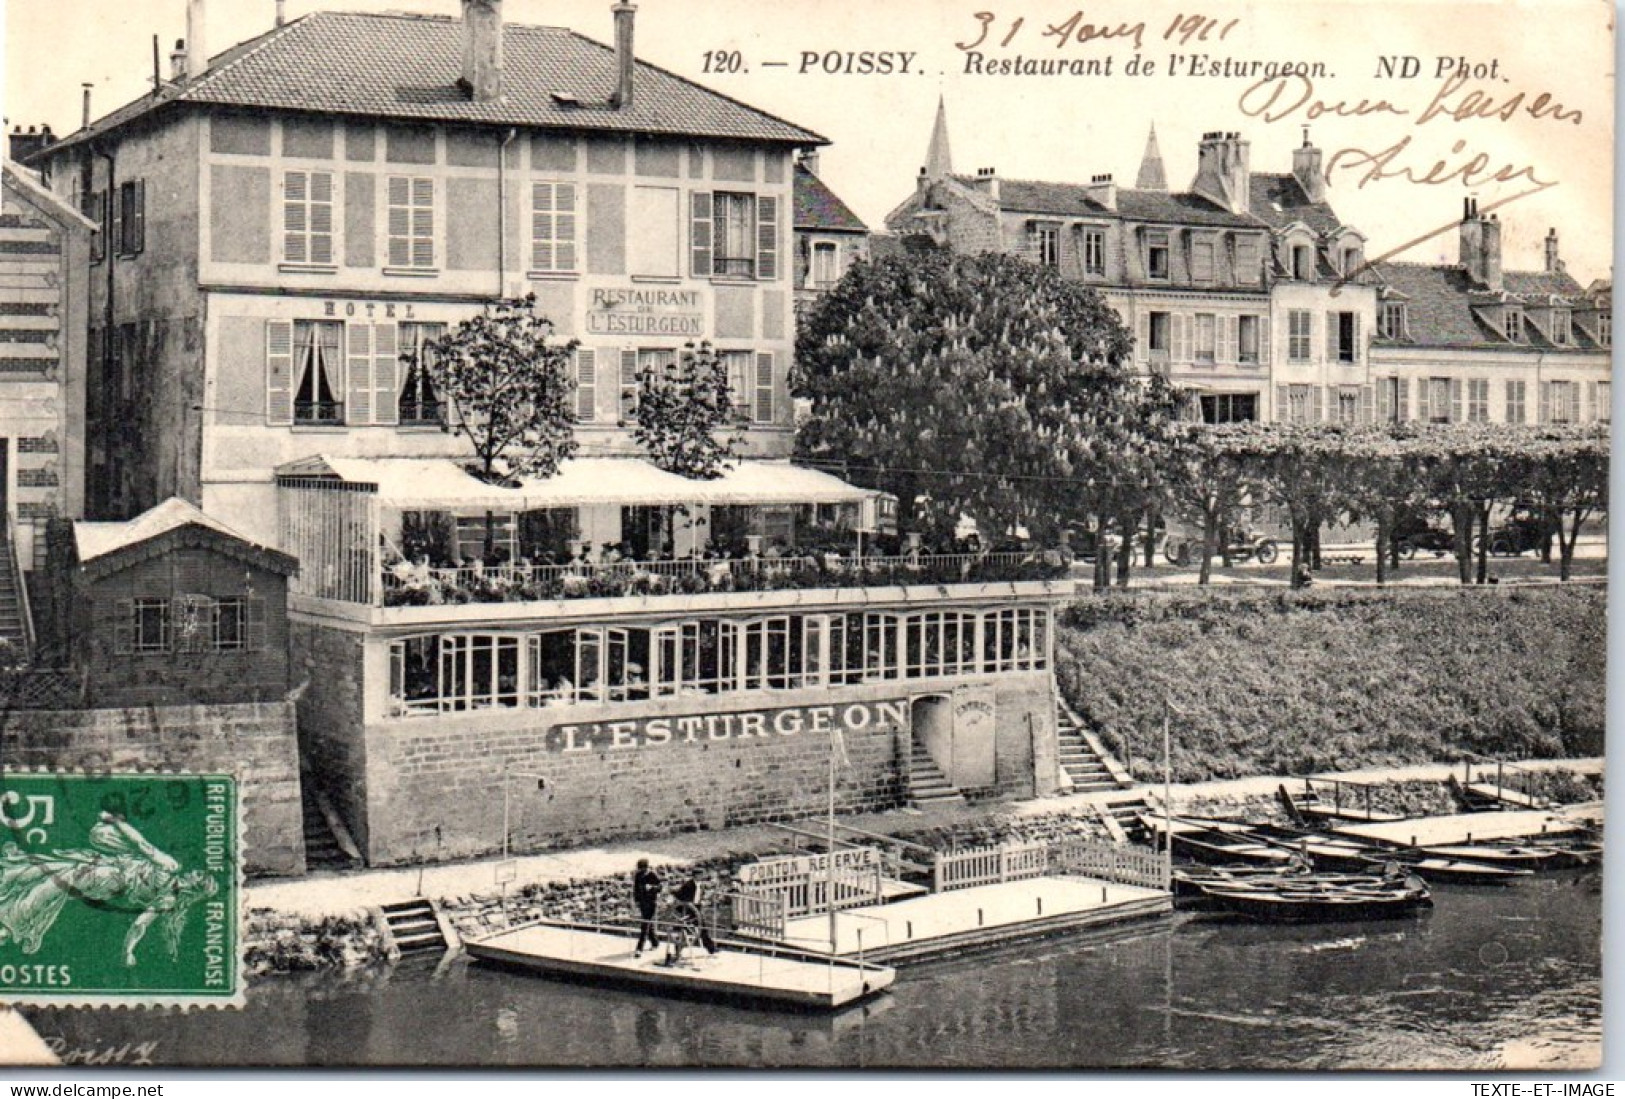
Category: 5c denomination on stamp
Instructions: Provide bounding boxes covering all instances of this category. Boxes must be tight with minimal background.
[0,772,242,1008]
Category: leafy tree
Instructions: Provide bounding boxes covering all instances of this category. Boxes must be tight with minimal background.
[1162,424,1264,586]
[419,295,580,485]
[795,251,1162,568]
[631,341,741,479]
[1509,425,1609,581]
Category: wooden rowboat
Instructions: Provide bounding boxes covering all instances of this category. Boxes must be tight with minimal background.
[1197,878,1433,923]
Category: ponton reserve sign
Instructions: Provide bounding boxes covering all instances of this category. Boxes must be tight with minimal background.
[584,287,705,336]
[552,700,908,754]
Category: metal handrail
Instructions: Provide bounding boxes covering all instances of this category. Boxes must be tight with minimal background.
[4,511,35,661]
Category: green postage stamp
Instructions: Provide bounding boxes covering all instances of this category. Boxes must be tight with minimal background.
[0,772,242,1007]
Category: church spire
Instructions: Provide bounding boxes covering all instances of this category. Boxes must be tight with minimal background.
[1136,123,1167,191]
[924,96,953,180]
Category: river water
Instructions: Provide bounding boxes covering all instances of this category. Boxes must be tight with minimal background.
[26,873,1601,1070]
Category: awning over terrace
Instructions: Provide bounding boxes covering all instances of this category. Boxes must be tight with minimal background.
[274,456,878,510]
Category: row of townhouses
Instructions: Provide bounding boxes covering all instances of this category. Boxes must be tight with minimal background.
[0,0,1608,873]
[886,104,1611,428]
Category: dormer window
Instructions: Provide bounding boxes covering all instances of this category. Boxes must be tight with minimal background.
[1340,245,1362,276]
[1146,232,1169,280]
[1291,243,1313,280]
[1504,308,1525,343]
[1028,222,1061,268]
[1600,313,1612,348]
[1552,309,1572,345]
[1379,302,1408,340]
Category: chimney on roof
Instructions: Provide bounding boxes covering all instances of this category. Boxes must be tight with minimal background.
[972,166,999,202]
[170,39,188,81]
[1191,130,1250,216]
[1086,173,1117,212]
[1458,197,1503,291]
[1292,126,1326,203]
[185,0,208,80]
[1545,227,1563,274]
[609,2,637,109]
[459,0,504,103]
[275,0,286,27]
[82,84,93,130]
[798,148,820,176]
[8,125,56,163]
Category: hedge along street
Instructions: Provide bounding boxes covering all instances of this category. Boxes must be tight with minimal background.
[0,773,242,1007]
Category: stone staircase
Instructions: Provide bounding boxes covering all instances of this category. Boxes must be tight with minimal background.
[1056,699,1134,794]
[0,528,30,657]
[375,898,455,957]
[907,740,965,808]
[299,778,362,872]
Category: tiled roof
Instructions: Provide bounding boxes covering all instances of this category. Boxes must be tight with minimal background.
[45,11,823,156]
[74,498,284,564]
[1374,262,1602,350]
[977,176,1262,228]
[1247,173,1345,235]
[1504,269,1585,300]
[793,164,867,232]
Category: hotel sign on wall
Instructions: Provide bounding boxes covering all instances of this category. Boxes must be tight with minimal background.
[585,287,705,337]
[552,699,908,754]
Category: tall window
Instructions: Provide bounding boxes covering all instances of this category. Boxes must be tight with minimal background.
[1600,312,1612,348]
[282,170,334,265]
[1334,388,1360,424]
[1147,312,1171,361]
[531,181,578,272]
[724,350,753,421]
[387,176,435,269]
[1029,223,1060,268]
[1330,311,1360,363]
[1340,244,1362,275]
[630,349,676,420]
[293,320,344,424]
[1467,378,1490,422]
[399,322,447,425]
[115,180,145,256]
[1286,384,1312,424]
[1234,238,1260,283]
[1238,315,1261,364]
[1379,302,1407,340]
[1428,377,1452,423]
[1503,308,1525,343]
[713,192,757,277]
[811,241,839,289]
[1146,232,1169,280]
[1551,309,1572,345]
[1190,240,1215,282]
[1546,380,1579,423]
[1288,310,1312,362]
[1291,243,1313,280]
[1082,228,1105,276]
[1598,382,1611,422]
[1194,314,1217,363]
[133,599,169,653]
[1505,379,1527,424]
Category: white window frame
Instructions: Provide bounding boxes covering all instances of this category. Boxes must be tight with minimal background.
[1082,227,1106,276]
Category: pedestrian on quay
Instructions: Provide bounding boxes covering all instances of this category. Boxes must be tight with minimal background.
[663,877,717,966]
[632,858,662,957]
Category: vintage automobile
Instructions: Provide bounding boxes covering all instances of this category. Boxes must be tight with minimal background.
[1163,528,1279,567]
[1392,516,1454,559]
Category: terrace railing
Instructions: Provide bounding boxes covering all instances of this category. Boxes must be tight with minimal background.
[379,550,1069,607]
[934,837,1170,894]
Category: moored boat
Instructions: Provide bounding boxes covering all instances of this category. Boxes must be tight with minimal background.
[1197,876,1433,923]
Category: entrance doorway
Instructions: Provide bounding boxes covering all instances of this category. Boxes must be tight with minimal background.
[910,694,953,777]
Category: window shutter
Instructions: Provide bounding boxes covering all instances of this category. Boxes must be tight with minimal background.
[373,323,399,425]
[347,322,374,425]
[1396,377,1410,421]
[1275,385,1289,421]
[110,186,124,257]
[113,599,134,655]
[1325,312,1337,363]
[1310,384,1324,423]
[1171,314,1189,362]
[1350,313,1361,362]
[756,194,779,280]
[1137,312,1149,364]
[619,348,638,421]
[1359,385,1374,424]
[174,594,210,654]
[1449,378,1463,423]
[309,172,333,265]
[1258,317,1269,365]
[130,179,146,254]
[1417,380,1432,422]
[245,596,266,652]
[284,171,308,263]
[387,176,410,267]
[574,348,597,421]
[1538,380,1551,423]
[690,190,713,277]
[1376,379,1392,422]
[411,177,434,268]
[266,320,294,425]
[754,352,775,423]
[1219,316,1238,363]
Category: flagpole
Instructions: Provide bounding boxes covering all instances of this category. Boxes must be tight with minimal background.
[827,734,838,954]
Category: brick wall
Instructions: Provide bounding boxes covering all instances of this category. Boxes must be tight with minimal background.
[77,547,291,708]
[0,701,304,876]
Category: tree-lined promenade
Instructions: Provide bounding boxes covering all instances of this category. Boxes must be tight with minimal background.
[795,251,1608,590]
